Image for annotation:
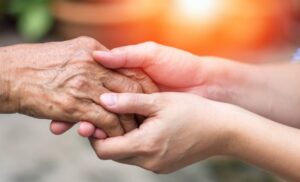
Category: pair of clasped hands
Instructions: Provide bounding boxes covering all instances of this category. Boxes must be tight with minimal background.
[47,38,238,173]
[4,37,300,179]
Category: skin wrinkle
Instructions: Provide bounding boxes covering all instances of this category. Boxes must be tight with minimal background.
[1,38,122,135]
[45,68,66,87]
[0,50,14,111]
[0,49,8,103]
[44,54,74,86]
[53,63,100,91]
[1,37,161,138]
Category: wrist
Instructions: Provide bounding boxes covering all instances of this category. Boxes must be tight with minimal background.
[0,47,21,113]
[204,102,254,156]
[206,58,255,103]
[220,105,260,157]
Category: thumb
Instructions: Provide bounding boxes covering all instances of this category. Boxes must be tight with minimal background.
[93,43,155,69]
[100,93,159,116]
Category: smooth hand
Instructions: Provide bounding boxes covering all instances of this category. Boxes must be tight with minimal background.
[97,92,300,180]
[92,42,236,100]
[89,92,238,173]
[93,42,300,127]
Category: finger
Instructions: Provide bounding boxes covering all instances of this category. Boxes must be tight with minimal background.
[102,71,143,93]
[100,93,159,116]
[50,120,74,135]
[84,86,107,106]
[72,85,130,137]
[101,71,146,133]
[119,114,138,133]
[77,121,96,138]
[78,122,108,139]
[93,43,154,69]
[67,78,108,106]
[117,69,160,93]
[49,94,124,138]
[93,128,108,139]
[89,131,140,160]
[82,103,125,137]
[88,80,138,133]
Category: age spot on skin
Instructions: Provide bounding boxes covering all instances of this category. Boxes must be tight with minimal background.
[48,104,54,111]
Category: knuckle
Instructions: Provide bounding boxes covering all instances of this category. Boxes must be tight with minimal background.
[125,82,142,93]
[61,97,78,114]
[101,113,119,129]
[68,37,98,52]
[69,75,89,90]
[76,36,98,49]
[124,69,148,81]
[102,72,143,93]
[71,50,92,63]
[77,36,96,44]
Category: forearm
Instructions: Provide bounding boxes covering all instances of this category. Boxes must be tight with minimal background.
[215,62,300,127]
[227,111,300,181]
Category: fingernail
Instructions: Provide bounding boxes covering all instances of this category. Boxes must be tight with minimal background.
[100,93,117,106]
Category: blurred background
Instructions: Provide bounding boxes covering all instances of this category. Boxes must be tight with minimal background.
[0,0,298,181]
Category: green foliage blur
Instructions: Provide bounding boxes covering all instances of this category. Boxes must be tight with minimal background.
[6,0,54,41]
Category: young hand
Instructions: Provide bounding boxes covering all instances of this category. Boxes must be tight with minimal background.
[92,42,300,128]
[92,42,236,100]
[88,92,300,181]
[89,92,239,173]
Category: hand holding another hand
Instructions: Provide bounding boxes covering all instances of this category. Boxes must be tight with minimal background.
[2,38,299,179]
[76,42,237,138]
[92,42,235,100]
[89,92,241,174]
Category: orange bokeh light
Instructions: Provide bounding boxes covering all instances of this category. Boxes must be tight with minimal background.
[158,0,292,59]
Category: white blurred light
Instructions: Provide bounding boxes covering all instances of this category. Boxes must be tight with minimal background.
[175,0,219,21]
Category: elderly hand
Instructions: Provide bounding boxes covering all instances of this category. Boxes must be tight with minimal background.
[89,92,242,173]
[0,37,158,137]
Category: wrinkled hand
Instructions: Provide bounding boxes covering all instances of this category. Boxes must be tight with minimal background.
[89,92,238,173]
[1,37,158,137]
[51,67,159,138]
